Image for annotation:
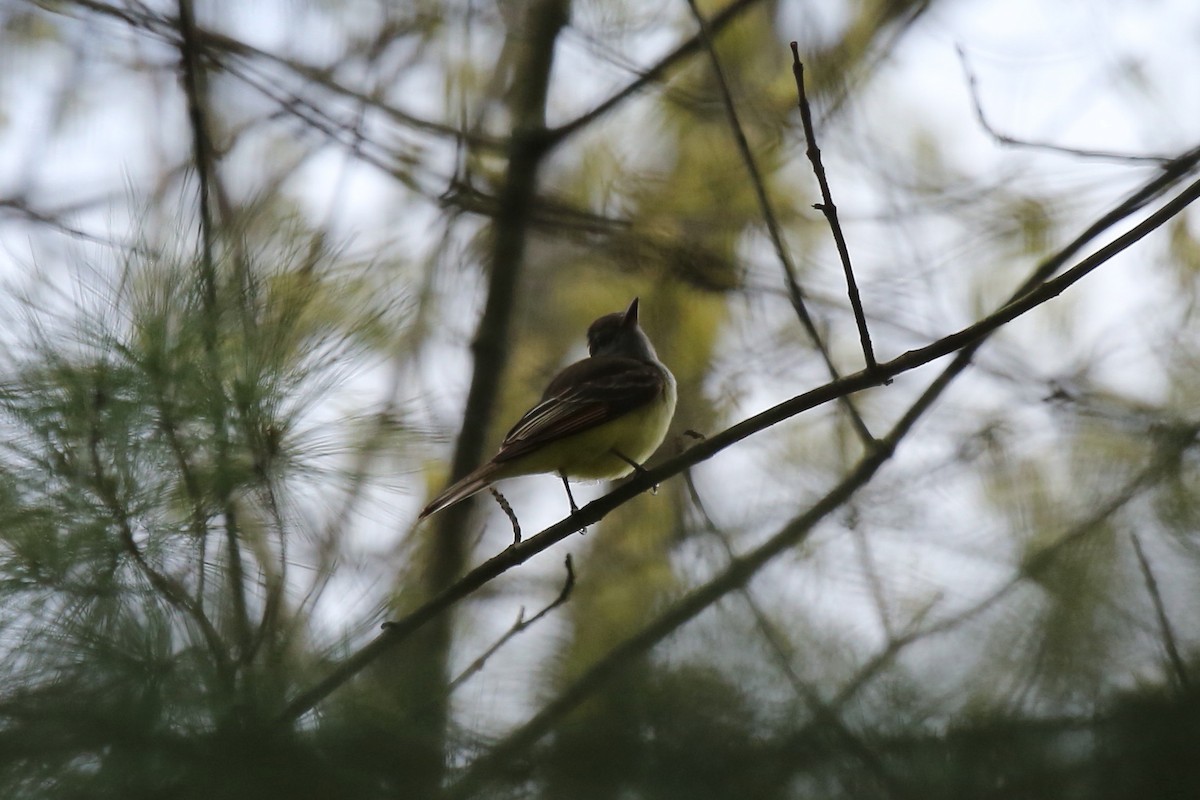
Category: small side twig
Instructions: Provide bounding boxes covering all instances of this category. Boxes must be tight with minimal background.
[686,0,874,448]
[790,42,879,375]
[956,46,1171,165]
[1130,532,1190,690]
[446,554,575,693]
[489,486,521,544]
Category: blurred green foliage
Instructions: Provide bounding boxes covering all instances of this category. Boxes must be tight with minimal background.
[0,0,1198,798]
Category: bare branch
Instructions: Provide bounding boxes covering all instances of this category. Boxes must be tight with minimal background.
[791,44,878,372]
[956,45,1173,165]
[683,470,907,799]
[447,555,575,694]
[1130,532,1191,690]
[545,0,764,147]
[684,1,875,448]
[0,196,157,255]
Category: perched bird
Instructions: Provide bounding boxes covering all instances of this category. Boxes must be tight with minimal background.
[420,298,676,519]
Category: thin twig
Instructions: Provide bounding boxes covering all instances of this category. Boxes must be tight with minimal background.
[819,441,1195,725]
[0,196,158,255]
[446,555,575,693]
[956,45,1172,165]
[1130,532,1191,690]
[682,470,908,799]
[545,0,764,147]
[791,43,878,373]
[276,157,1200,726]
[684,1,874,448]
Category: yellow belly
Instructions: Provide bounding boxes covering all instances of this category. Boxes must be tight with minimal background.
[497,379,677,481]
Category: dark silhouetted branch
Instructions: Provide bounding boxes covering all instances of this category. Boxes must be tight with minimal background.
[791,43,878,373]
[685,2,875,447]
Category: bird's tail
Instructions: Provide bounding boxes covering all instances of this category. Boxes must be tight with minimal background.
[419,462,502,520]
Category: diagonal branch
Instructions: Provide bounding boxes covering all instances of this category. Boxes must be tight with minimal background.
[683,471,908,799]
[275,150,1200,727]
[1130,532,1191,690]
[544,0,764,147]
[445,346,962,798]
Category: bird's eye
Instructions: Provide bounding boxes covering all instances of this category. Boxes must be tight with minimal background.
[589,328,615,353]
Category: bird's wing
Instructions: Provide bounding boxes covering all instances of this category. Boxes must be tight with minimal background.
[493,356,665,464]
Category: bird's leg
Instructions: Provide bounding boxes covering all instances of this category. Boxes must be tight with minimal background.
[613,449,659,495]
[559,472,587,535]
[612,449,650,476]
[559,472,580,514]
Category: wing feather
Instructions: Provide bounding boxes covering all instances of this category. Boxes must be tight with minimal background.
[493,356,664,464]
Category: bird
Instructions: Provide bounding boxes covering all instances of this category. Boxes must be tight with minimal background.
[419,297,677,520]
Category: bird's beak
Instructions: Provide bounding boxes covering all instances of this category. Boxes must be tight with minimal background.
[623,297,640,328]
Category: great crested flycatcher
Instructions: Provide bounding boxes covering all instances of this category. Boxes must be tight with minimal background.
[419,297,677,519]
